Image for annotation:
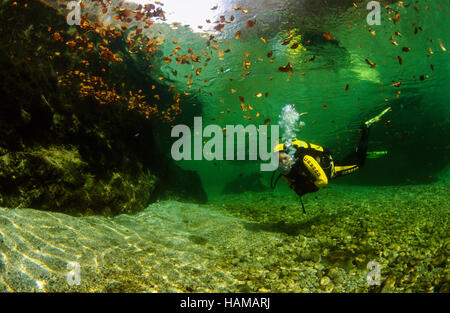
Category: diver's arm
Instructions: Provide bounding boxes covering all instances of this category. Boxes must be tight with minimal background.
[281,176,295,190]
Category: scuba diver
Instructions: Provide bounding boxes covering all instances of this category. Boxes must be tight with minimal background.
[272,107,391,213]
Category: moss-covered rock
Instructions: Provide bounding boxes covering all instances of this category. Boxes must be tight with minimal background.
[0,0,207,215]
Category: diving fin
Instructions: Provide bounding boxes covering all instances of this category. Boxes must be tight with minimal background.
[366,151,388,159]
[365,107,391,127]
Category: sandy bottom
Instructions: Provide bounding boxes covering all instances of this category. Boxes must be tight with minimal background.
[0,182,448,292]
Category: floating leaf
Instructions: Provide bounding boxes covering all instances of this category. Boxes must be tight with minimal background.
[52,32,63,42]
[235,31,241,39]
[267,51,273,58]
[246,20,256,28]
[391,81,402,87]
[278,62,293,72]
[392,14,401,24]
[239,95,245,102]
[291,43,299,49]
[255,92,262,98]
[365,58,376,68]
[402,47,410,52]
[397,56,402,65]
[214,23,225,32]
[322,33,332,40]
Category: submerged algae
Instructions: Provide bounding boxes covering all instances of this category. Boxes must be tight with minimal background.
[0,0,207,214]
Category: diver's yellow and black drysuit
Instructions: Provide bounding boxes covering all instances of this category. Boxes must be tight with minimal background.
[274,124,370,198]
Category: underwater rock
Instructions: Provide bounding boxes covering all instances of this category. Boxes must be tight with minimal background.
[222,172,269,194]
[319,276,333,291]
[0,0,207,214]
[150,163,207,204]
[0,146,158,215]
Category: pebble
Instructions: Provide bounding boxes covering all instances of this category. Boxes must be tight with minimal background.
[320,276,331,286]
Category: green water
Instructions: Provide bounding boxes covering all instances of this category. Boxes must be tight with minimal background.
[147,0,450,196]
[0,0,448,293]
